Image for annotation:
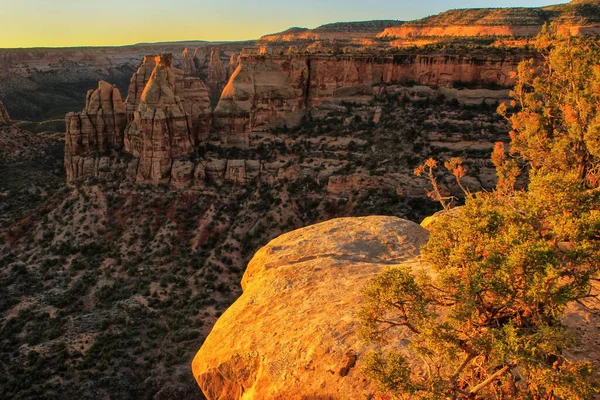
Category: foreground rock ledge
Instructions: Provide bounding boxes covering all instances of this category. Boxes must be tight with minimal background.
[192,216,430,400]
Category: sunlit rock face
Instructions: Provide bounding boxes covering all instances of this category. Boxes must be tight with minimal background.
[0,100,10,126]
[181,48,198,77]
[192,216,430,400]
[124,54,195,184]
[126,55,159,116]
[64,80,127,181]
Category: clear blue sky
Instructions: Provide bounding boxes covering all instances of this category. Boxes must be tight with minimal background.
[0,0,559,48]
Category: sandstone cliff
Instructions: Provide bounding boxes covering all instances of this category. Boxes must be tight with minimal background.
[378,0,600,39]
[64,81,127,181]
[182,48,198,77]
[261,20,403,42]
[207,48,228,99]
[213,51,524,137]
[193,215,600,399]
[124,54,195,183]
[126,55,159,114]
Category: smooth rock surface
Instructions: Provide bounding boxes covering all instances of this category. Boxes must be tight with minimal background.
[192,216,430,400]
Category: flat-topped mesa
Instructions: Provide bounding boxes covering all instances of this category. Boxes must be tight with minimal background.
[64,80,127,181]
[175,70,212,141]
[207,48,227,99]
[124,53,196,184]
[0,100,11,126]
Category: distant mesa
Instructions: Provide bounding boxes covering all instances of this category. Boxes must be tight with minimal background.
[378,0,600,39]
[260,20,403,42]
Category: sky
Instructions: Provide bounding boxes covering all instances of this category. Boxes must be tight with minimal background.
[0,0,558,48]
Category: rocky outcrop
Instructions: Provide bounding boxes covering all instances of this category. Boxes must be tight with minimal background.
[193,214,600,399]
[213,51,524,136]
[378,1,600,39]
[227,53,239,80]
[192,216,430,399]
[124,54,195,183]
[261,20,403,42]
[64,81,127,181]
[126,55,159,114]
[0,100,10,126]
[181,48,197,77]
[214,56,308,139]
[207,48,227,98]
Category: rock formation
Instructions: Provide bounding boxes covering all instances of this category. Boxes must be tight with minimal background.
[207,48,227,99]
[378,0,600,39]
[227,53,239,80]
[124,54,195,183]
[0,100,11,126]
[214,56,308,141]
[64,81,127,181]
[193,215,600,399]
[260,20,404,42]
[192,216,430,399]
[126,55,159,115]
[181,48,197,77]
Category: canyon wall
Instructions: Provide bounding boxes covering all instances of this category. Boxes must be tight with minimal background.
[64,48,525,187]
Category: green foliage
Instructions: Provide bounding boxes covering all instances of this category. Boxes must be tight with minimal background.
[361,32,600,399]
[498,30,600,185]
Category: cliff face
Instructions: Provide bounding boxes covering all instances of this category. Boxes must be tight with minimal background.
[213,51,523,137]
[378,0,600,39]
[124,54,195,183]
[207,48,228,99]
[64,81,127,181]
[65,48,523,187]
[261,20,404,42]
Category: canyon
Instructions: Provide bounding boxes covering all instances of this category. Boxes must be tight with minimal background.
[1,1,599,399]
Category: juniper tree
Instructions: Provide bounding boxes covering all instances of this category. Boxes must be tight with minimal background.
[360,31,600,400]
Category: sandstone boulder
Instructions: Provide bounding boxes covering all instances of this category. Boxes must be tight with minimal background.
[192,216,430,400]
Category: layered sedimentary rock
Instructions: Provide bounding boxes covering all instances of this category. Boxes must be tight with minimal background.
[181,48,197,77]
[207,48,228,98]
[64,81,127,181]
[378,1,600,39]
[227,53,239,79]
[124,54,195,183]
[126,55,159,114]
[175,72,212,141]
[261,21,404,42]
[0,100,11,126]
[214,56,308,139]
[193,216,430,399]
[214,51,524,136]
